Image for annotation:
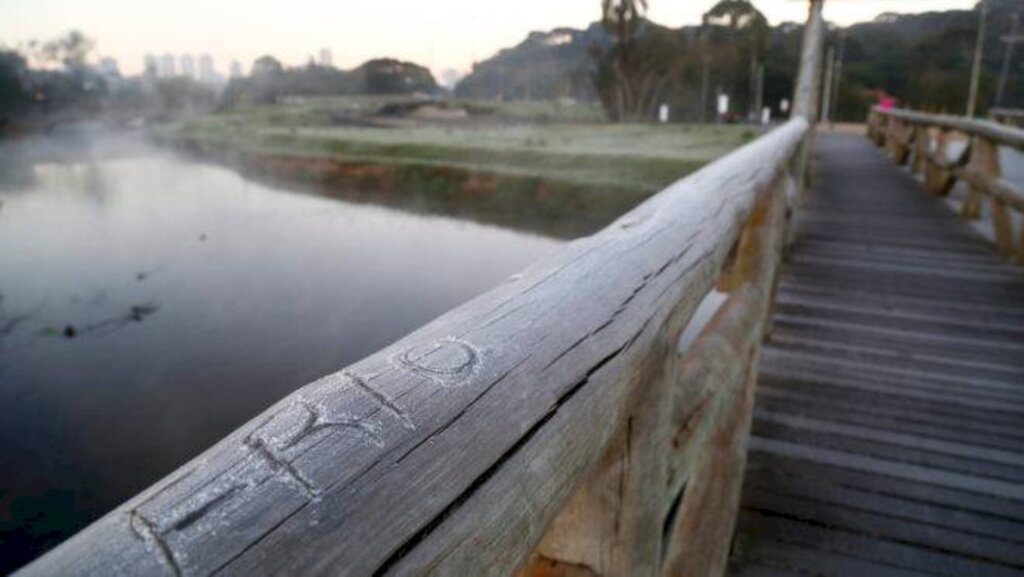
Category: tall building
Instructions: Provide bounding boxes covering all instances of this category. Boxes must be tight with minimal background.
[319,48,333,67]
[199,54,215,83]
[229,60,243,78]
[180,54,195,78]
[143,54,157,77]
[159,53,176,77]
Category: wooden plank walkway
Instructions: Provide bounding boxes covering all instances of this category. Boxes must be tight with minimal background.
[729,132,1024,576]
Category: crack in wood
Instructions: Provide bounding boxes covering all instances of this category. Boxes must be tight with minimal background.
[542,246,696,373]
[374,343,629,576]
[207,500,310,577]
[395,355,531,464]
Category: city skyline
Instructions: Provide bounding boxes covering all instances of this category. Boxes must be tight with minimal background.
[2,0,977,79]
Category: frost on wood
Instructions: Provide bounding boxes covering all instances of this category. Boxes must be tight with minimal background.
[125,371,417,575]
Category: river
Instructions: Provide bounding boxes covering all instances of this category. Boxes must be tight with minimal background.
[0,133,561,571]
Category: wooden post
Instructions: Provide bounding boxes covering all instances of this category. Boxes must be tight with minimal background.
[925,128,951,194]
[979,139,1013,254]
[518,324,677,577]
[662,351,759,577]
[885,116,894,151]
[876,113,888,147]
[662,184,785,577]
[911,126,929,175]
[1017,223,1024,265]
[962,137,997,219]
[993,197,1013,255]
[890,121,912,166]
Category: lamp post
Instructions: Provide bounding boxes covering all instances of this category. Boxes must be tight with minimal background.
[966,0,988,117]
[996,11,1021,107]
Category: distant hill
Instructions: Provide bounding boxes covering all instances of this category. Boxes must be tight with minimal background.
[455,22,612,101]
[837,0,1020,115]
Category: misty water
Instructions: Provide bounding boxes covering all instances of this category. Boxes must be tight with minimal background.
[0,134,560,570]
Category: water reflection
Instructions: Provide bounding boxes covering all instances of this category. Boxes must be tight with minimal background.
[0,135,560,571]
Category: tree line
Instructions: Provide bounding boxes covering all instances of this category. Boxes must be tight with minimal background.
[460,0,1022,122]
[0,35,440,132]
[2,1,1021,130]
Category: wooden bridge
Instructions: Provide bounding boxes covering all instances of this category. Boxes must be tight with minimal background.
[18,2,1024,576]
[730,130,1024,576]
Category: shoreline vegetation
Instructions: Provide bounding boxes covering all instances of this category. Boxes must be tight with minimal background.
[154,97,760,239]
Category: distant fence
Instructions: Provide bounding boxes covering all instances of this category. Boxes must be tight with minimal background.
[868,107,1024,263]
[20,5,824,577]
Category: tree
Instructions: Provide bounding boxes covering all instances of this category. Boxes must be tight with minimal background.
[701,0,769,119]
[353,58,438,94]
[0,51,31,120]
[594,0,651,121]
[702,0,768,31]
[251,55,284,77]
[250,55,284,104]
[602,0,647,45]
[39,30,95,70]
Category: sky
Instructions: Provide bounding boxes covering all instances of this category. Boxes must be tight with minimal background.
[1,0,978,79]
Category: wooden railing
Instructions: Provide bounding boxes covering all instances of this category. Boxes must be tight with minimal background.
[990,107,1024,128]
[21,4,824,576]
[867,107,1024,263]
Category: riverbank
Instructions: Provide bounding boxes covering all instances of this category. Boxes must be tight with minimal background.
[154,98,760,238]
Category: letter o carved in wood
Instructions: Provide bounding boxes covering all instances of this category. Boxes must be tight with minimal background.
[395,339,480,387]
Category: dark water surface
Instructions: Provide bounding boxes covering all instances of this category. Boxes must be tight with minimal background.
[0,135,560,571]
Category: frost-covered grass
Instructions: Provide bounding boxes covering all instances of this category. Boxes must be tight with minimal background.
[163,99,760,193]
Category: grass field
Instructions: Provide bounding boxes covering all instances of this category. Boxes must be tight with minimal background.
[164,98,760,193]
[156,98,762,237]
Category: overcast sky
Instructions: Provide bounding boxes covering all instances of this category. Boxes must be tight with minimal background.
[1,0,977,77]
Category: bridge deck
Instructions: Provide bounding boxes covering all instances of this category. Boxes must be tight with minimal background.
[729,133,1024,576]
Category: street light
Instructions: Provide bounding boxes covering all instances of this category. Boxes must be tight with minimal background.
[966,0,988,117]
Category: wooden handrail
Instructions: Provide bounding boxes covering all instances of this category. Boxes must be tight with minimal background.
[871,107,1024,151]
[21,5,824,576]
[868,107,1024,263]
[990,108,1024,128]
